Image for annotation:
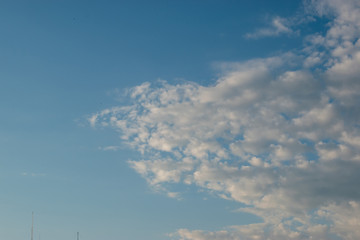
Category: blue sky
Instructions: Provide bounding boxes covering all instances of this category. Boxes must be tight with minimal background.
[1,0,360,240]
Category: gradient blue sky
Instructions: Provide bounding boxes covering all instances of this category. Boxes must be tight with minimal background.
[1,1,360,240]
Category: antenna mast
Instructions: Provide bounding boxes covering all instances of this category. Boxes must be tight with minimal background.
[31,212,34,240]
[77,232,79,240]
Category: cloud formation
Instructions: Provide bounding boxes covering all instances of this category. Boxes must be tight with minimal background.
[89,0,360,239]
[245,16,296,39]
[21,172,47,177]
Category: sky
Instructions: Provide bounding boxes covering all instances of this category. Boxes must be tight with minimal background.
[1,0,360,239]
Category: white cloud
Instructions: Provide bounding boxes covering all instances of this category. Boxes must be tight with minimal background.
[21,172,46,177]
[245,16,295,39]
[318,201,360,240]
[89,0,360,239]
[98,146,120,151]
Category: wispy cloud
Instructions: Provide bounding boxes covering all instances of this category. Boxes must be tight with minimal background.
[98,146,120,151]
[245,16,296,39]
[89,0,360,239]
[21,172,47,177]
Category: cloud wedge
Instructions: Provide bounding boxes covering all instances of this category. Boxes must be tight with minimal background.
[89,0,360,239]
